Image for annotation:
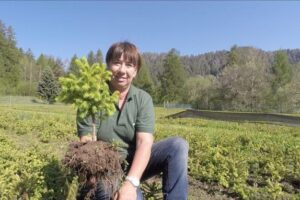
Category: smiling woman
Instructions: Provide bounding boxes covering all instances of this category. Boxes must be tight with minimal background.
[77,41,189,200]
[106,42,140,99]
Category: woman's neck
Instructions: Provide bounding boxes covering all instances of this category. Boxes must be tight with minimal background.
[110,82,130,94]
[119,89,129,100]
[118,89,129,110]
[110,84,130,109]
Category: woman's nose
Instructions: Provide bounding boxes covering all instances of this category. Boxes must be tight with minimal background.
[118,62,126,72]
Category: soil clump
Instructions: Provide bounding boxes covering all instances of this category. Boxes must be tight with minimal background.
[63,141,123,199]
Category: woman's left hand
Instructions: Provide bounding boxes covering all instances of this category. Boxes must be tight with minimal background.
[114,132,153,200]
[114,181,137,200]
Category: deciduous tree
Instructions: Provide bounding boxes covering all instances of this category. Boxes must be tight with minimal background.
[182,75,218,109]
[218,62,271,111]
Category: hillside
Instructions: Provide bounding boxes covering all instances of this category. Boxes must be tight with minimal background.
[143,47,300,78]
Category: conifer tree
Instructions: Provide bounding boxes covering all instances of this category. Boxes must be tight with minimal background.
[37,67,60,104]
[133,60,154,96]
[95,49,103,64]
[68,54,80,75]
[0,20,21,94]
[272,51,292,90]
[160,48,186,102]
[36,54,48,67]
[87,51,95,66]
[228,45,238,66]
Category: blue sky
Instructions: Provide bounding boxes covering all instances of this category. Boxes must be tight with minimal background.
[1,1,300,62]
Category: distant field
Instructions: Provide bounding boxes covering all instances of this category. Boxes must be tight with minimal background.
[0,96,300,199]
[168,109,300,127]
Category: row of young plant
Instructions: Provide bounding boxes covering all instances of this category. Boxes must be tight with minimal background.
[0,108,76,143]
[0,130,75,200]
[1,106,300,199]
[0,107,163,199]
[156,117,300,199]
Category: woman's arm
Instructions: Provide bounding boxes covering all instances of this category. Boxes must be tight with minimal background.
[114,132,153,200]
[127,132,154,180]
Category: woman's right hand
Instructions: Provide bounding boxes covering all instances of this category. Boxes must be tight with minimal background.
[86,175,96,186]
[80,135,93,142]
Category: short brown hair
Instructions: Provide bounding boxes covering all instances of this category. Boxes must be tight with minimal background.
[106,41,142,72]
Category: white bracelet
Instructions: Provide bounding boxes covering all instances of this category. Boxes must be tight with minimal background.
[125,176,140,187]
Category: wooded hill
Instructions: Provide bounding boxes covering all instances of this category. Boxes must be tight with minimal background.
[143,48,300,78]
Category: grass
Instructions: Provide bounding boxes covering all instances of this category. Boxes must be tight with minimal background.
[0,95,43,104]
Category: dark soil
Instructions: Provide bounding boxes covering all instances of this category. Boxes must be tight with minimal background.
[188,177,237,200]
[63,141,123,199]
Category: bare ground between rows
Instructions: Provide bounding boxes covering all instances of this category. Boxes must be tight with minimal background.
[144,176,236,200]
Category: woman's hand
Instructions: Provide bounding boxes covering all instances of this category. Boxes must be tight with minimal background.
[86,175,96,186]
[80,135,92,142]
[114,132,153,200]
[114,181,137,200]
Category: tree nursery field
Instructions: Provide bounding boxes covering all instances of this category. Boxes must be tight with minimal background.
[0,103,299,200]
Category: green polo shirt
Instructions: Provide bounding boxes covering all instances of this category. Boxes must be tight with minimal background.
[76,85,155,161]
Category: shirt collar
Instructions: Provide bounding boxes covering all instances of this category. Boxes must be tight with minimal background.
[109,84,136,102]
[126,85,137,101]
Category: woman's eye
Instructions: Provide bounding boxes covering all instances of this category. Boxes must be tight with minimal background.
[126,63,134,68]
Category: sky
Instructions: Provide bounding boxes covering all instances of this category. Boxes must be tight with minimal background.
[1,1,300,62]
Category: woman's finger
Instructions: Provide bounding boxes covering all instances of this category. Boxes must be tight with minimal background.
[113,191,119,200]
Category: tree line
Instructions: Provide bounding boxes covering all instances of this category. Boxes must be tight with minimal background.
[142,46,300,113]
[1,20,299,113]
[0,20,103,100]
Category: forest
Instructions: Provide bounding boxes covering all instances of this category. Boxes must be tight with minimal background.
[1,20,300,113]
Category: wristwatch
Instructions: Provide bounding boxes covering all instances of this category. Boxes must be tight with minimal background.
[125,176,140,187]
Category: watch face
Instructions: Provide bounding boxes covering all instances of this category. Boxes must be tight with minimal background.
[126,176,140,187]
[132,180,138,186]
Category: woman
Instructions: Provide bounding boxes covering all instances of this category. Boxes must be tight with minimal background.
[77,41,188,200]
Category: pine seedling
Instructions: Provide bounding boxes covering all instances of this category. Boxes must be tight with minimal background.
[56,57,119,141]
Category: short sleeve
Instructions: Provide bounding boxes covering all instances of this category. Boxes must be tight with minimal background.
[76,112,93,137]
[135,92,155,134]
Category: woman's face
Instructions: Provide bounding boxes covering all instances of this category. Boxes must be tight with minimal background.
[109,54,137,91]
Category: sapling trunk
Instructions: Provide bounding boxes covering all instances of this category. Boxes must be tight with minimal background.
[92,115,97,141]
